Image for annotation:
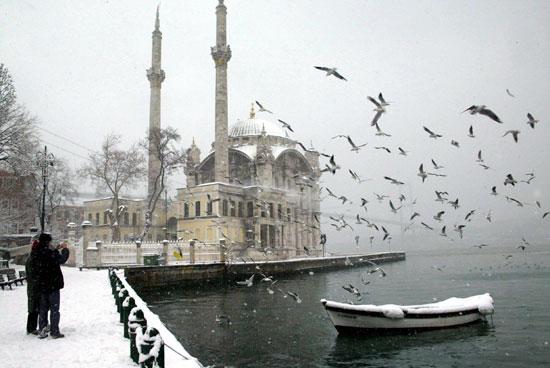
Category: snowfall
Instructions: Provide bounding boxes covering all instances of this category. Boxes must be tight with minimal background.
[0,265,202,368]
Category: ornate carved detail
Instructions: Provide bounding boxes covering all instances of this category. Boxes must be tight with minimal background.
[147,68,165,85]
[211,45,232,65]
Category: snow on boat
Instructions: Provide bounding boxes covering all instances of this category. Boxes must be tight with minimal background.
[321,293,494,334]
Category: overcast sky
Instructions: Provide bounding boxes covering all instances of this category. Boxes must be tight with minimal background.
[2,0,549,249]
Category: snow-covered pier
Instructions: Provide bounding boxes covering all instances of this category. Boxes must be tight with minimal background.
[0,266,203,368]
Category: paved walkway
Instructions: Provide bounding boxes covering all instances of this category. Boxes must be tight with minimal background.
[0,266,134,368]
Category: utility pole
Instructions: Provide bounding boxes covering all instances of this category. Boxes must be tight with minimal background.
[36,146,55,233]
[164,189,168,240]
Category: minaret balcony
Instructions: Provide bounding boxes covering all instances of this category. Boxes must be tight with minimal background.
[147,68,166,84]
[211,45,232,65]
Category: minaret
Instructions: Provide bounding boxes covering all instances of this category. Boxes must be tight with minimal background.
[211,0,232,182]
[147,6,165,200]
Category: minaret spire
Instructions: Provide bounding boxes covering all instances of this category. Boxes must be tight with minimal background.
[211,0,232,182]
[147,5,165,201]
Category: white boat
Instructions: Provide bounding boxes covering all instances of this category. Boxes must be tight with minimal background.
[321,293,494,334]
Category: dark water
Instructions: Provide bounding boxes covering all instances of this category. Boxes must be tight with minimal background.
[141,247,550,367]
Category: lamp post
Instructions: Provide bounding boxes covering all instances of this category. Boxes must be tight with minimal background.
[36,146,55,233]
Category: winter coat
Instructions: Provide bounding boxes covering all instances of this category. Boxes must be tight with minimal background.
[25,243,42,311]
[36,245,70,293]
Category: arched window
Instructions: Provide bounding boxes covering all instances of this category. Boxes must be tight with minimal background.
[123,212,129,226]
[183,203,189,218]
[103,212,108,225]
[207,200,213,216]
[132,213,137,226]
[238,202,243,217]
[195,201,201,217]
[247,202,254,217]
[230,200,236,217]
[95,213,100,225]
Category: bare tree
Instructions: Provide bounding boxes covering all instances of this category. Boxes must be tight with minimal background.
[79,134,145,241]
[0,63,37,173]
[140,126,186,239]
[42,158,78,229]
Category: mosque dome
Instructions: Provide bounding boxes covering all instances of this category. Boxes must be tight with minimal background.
[229,117,287,138]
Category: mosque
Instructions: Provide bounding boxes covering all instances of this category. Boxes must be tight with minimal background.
[84,1,322,259]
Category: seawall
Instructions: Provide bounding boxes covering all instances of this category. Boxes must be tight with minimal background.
[125,251,405,289]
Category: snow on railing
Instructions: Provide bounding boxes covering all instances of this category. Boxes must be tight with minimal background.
[111,269,204,368]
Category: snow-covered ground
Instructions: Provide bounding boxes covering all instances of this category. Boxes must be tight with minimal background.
[0,266,134,368]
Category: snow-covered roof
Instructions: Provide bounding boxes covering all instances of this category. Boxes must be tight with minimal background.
[230,144,305,161]
[229,117,286,138]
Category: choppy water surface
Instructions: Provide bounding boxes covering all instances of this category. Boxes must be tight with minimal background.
[141,246,550,367]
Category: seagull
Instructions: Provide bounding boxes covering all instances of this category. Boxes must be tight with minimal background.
[465,210,476,222]
[374,193,388,202]
[381,226,390,241]
[504,174,517,186]
[526,113,539,129]
[365,260,387,277]
[378,92,391,107]
[417,164,428,182]
[473,243,488,249]
[463,105,503,123]
[367,95,385,113]
[451,140,460,148]
[410,212,420,220]
[435,191,448,202]
[449,198,460,209]
[236,274,255,287]
[342,284,362,300]
[375,146,391,153]
[286,291,302,303]
[349,169,369,183]
[433,211,445,222]
[517,245,526,251]
[421,222,434,230]
[277,119,294,132]
[398,147,409,156]
[345,136,367,152]
[325,187,338,198]
[503,130,520,143]
[389,200,401,214]
[467,125,475,138]
[543,212,549,219]
[535,201,541,209]
[454,224,466,239]
[321,155,340,175]
[374,122,392,137]
[506,89,515,97]
[439,226,447,237]
[505,196,524,207]
[423,126,443,138]
[255,100,273,114]
[486,211,492,222]
[360,198,369,207]
[314,66,347,81]
[490,186,498,196]
[384,176,405,185]
[431,159,444,170]
[476,150,484,163]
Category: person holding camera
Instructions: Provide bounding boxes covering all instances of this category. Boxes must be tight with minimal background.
[36,233,70,339]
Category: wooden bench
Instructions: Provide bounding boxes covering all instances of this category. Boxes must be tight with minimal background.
[6,269,24,286]
[0,274,14,290]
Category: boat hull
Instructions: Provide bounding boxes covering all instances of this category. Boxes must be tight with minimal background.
[324,304,485,333]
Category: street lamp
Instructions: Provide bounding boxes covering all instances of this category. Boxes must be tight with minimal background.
[36,146,55,233]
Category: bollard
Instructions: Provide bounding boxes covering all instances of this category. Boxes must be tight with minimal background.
[122,296,136,339]
[117,288,128,317]
[138,327,164,368]
[128,308,147,364]
[189,240,196,264]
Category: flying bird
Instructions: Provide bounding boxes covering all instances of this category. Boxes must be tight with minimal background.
[465,210,476,222]
[526,113,539,129]
[468,125,475,138]
[374,122,392,137]
[449,198,460,209]
[345,136,367,152]
[473,244,488,249]
[476,150,484,163]
[435,191,448,202]
[410,212,420,220]
[255,100,273,114]
[375,146,391,153]
[236,274,255,287]
[506,89,515,98]
[433,211,445,222]
[314,66,347,81]
[439,226,447,237]
[277,119,294,132]
[505,196,524,207]
[398,147,409,156]
[504,174,517,186]
[389,200,401,214]
[463,105,503,123]
[286,291,302,303]
[374,193,388,202]
[451,140,460,148]
[421,222,434,230]
[417,164,428,182]
[423,126,443,139]
[384,176,404,185]
[367,95,385,113]
[503,130,520,143]
[431,159,444,170]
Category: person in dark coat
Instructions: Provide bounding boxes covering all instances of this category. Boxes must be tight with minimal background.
[25,238,45,335]
[36,233,69,339]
